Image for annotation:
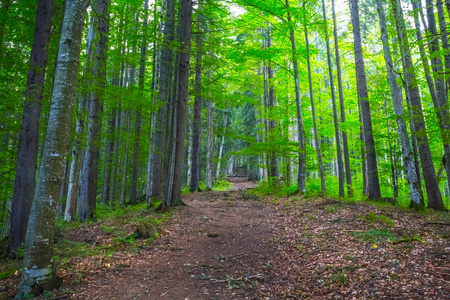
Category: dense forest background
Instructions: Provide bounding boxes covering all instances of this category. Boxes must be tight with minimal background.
[0,0,449,296]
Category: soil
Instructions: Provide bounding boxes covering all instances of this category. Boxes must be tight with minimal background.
[1,181,449,299]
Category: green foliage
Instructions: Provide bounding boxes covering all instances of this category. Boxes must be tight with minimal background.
[361,212,395,227]
[353,229,397,243]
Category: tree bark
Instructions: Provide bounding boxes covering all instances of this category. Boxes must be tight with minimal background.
[206,97,214,191]
[190,12,203,193]
[8,0,55,258]
[322,0,344,198]
[152,0,174,199]
[267,28,278,181]
[331,0,352,197]
[304,23,325,195]
[15,0,88,296]
[78,0,109,220]
[163,0,192,207]
[349,0,381,200]
[216,111,227,181]
[392,0,443,209]
[286,0,306,192]
[376,0,423,207]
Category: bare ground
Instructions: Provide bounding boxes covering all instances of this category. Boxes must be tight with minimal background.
[1,182,449,299]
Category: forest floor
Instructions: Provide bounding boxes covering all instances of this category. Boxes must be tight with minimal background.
[1,180,450,299]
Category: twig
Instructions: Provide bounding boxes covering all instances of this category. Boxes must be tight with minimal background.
[299,246,319,257]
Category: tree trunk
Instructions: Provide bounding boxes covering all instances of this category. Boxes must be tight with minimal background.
[424,0,450,192]
[286,0,306,192]
[163,0,193,207]
[304,23,325,195]
[8,0,55,259]
[216,112,227,181]
[391,0,443,209]
[15,0,88,296]
[152,0,174,199]
[190,13,203,193]
[322,0,344,198]
[331,0,352,197]
[267,29,278,181]
[206,97,214,191]
[436,0,450,93]
[376,0,423,207]
[349,0,381,200]
[78,0,109,220]
[0,0,10,59]
[101,107,116,205]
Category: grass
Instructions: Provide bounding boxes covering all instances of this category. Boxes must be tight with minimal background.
[352,229,397,243]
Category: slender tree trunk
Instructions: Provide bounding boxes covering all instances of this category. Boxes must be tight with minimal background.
[424,0,450,191]
[101,107,116,205]
[349,0,381,200]
[78,0,109,220]
[216,112,227,181]
[392,0,442,209]
[152,0,174,199]
[206,95,214,191]
[376,0,423,207]
[437,0,450,93]
[286,0,306,192]
[8,0,55,258]
[190,12,203,193]
[163,0,193,207]
[267,29,278,180]
[322,0,344,197]
[15,0,88,296]
[304,24,325,195]
[331,0,352,196]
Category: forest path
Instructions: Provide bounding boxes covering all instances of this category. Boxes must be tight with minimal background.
[62,189,450,299]
[67,184,279,299]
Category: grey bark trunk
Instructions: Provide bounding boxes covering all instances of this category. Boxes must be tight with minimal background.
[216,112,227,181]
[267,29,278,180]
[206,97,214,191]
[78,0,109,220]
[392,0,442,209]
[152,0,174,199]
[349,0,381,200]
[322,0,344,198]
[376,0,423,207]
[304,24,325,195]
[331,0,352,197]
[424,0,450,193]
[286,0,306,192]
[190,13,202,193]
[163,0,192,207]
[15,0,88,296]
[8,0,55,258]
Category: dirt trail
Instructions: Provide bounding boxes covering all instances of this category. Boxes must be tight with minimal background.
[68,183,278,299]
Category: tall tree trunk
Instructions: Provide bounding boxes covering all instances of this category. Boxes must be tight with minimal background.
[15,0,88,296]
[391,0,442,209]
[349,0,381,200]
[206,96,214,191]
[322,0,344,198]
[78,0,109,220]
[8,0,55,259]
[130,0,149,204]
[216,111,227,181]
[152,0,174,199]
[304,23,325,195]
[190,12,203,193]
[267,28,278,180]
[331,0,352,196]
[286,0,306,192]
[163,0,192,207]
[437,0,450,93]
[376,0,423,207]
[424,0,450,191]
[146,0,163,201]
[101,106,116,205]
